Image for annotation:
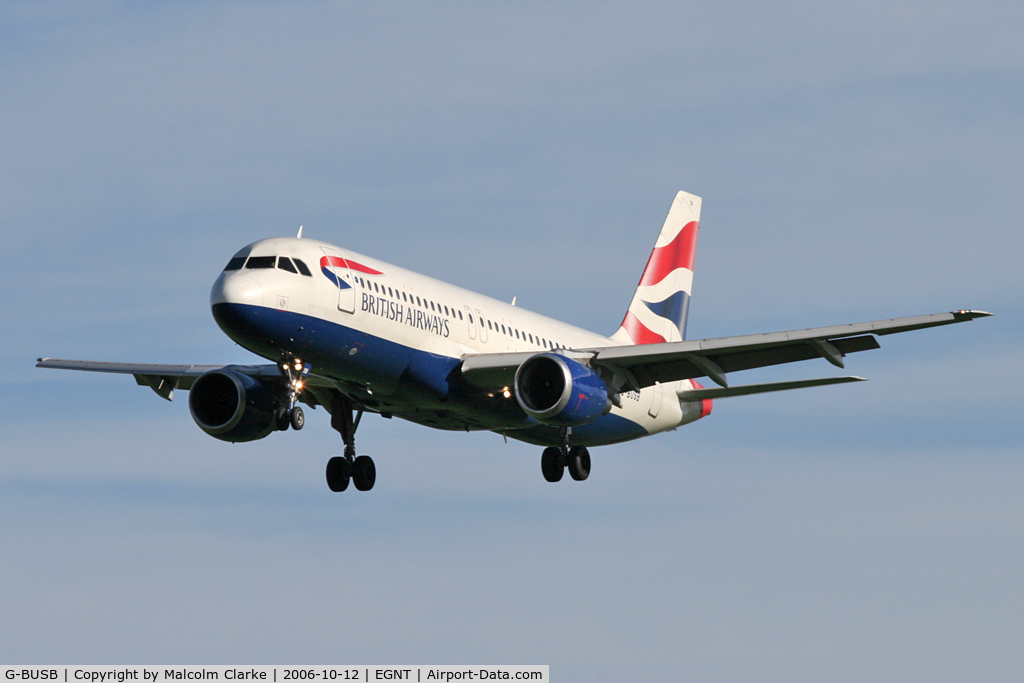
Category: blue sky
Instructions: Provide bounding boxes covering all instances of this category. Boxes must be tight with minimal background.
[1,1,1021,680]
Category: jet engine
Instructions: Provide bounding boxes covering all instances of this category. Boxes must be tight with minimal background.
[188,368,281,442]
[513,353,611,427]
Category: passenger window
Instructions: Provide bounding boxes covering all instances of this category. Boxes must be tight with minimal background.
[374,282,380,293]
[293,259,312,276]
[515,329,520,339]
[402,292,408,302]
[488,320,493,330]
[528,333,534,344]
[224,257,246,271]
[501,324,506,334]
[277,257,298,273]
[444,305,449,316]
[245,256,276,269]
[469,314,474,323]
[416,296,422,306]
[458,310,463,320]
[388,287,393,297]
[430,301,435,311]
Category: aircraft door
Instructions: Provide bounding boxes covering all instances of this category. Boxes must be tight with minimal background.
[648,382,663,418]
[464,305,477,340]
[319,247,356,313]
[475,309,489,343]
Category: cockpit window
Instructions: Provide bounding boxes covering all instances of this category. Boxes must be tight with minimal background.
[224,257,246,271]
[277,257,298,273]
[293,258,312,276]
[245,256,276,269]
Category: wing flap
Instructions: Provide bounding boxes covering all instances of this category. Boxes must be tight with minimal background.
[133,373,179,400]
[594,310,990,367]
[593,310,989,390]
[629,334,880,387]
[35,358,336,402]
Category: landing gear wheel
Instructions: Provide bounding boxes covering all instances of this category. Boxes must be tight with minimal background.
[541,447,564,483]
[290,406,305,430]
[326,456,351,492]
[276,408,290,431]
[352,455,376,491]
[567,446,590,481]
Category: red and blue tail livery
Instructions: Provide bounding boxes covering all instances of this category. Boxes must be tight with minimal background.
[613,191,702,345]
[37,191,991,493]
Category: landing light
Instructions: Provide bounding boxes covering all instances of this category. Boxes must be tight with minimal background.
[502,387,512,399]
[295,381,304,390]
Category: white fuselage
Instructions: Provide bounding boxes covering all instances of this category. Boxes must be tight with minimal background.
[211,236,706,447]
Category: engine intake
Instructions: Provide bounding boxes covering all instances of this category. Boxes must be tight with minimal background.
[513,353,610,426]
[189,369,281,443]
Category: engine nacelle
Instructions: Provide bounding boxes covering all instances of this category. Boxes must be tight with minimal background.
[513,353,611,427]
[188,369,281,443]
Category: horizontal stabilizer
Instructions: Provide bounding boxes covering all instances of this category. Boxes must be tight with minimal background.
[676,375,866,400]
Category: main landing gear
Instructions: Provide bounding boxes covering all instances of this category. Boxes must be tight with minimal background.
[541,428,591,482]
[276,405,305,431]
[326,394,376,492]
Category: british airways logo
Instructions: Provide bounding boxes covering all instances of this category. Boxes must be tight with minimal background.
[320,255,383,290]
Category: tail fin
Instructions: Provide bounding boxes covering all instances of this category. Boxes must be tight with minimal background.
[610,190,702,345]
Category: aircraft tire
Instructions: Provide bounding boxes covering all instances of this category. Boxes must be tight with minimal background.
[352,455,376,491]
[567,446,590,481]
[541,447,564,482]
[276,408,290,431]
[326,456,351,492]
[290,406,305,431]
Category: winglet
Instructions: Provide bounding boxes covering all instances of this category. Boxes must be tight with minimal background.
[952,310,992,321]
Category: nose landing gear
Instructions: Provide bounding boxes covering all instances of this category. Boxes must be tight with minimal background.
[326,394,375,492]
[277,356,307,432]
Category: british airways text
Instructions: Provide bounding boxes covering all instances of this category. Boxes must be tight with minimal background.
[361,293,451,337]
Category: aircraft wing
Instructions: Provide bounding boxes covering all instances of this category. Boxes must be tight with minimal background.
[35,358,335,401]
[461,310,992,392]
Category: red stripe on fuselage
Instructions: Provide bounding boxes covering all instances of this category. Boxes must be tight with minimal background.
[620,311,667,345]
[320,255,383,275]
[638,221,699,288]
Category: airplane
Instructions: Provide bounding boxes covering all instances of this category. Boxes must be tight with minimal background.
[37,191,991,492]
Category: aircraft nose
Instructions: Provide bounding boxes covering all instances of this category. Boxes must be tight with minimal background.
[211,272,263,307]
